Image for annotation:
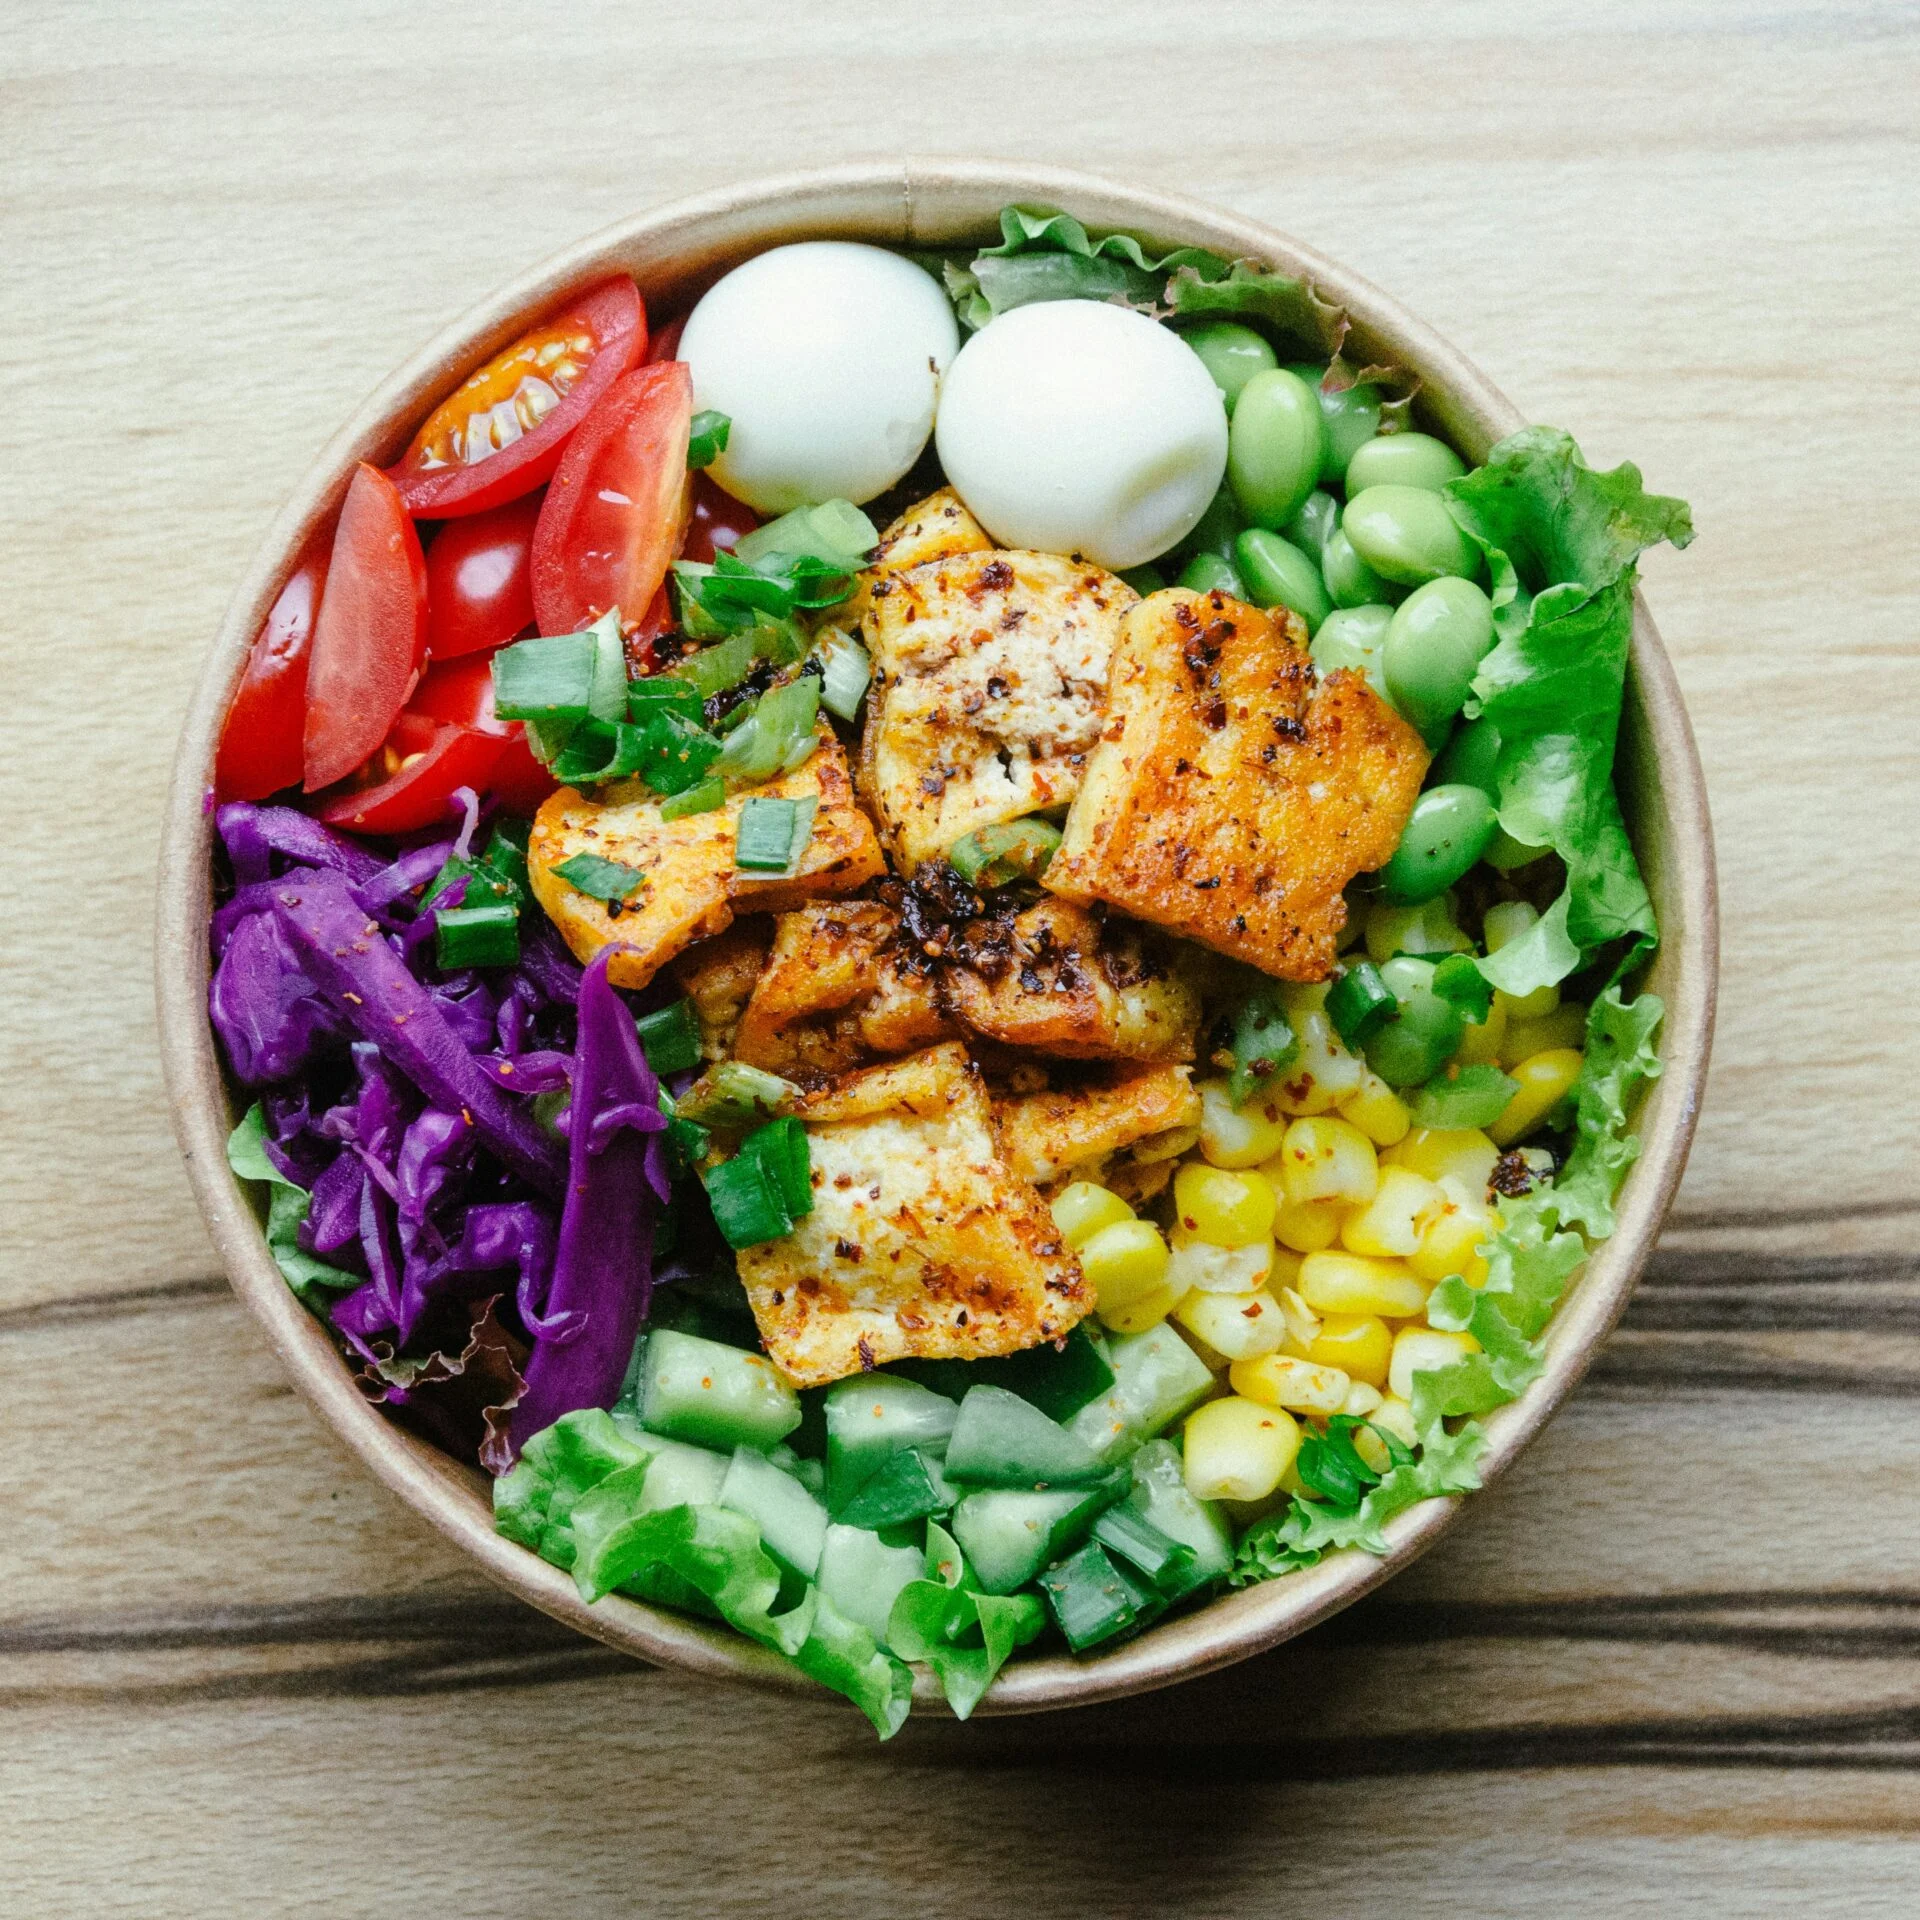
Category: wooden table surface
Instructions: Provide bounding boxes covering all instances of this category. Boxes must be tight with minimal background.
[7,2,1919,1911]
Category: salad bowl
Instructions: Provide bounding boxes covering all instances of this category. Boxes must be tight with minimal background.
[157,159,1717,1716]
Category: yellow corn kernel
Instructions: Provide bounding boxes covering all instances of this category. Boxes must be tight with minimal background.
[1304,1312,1392,1389]
[1371,1396,1419,1449]
[1173,1162,1277,1248]
[1079,1218,1170,1316]
[1167,1232,1272,1295]
[1266,1008,1366,1116]
[1271,1193,1346,1253]
[1452,995,1509,1068]
[1483,903,1561,1022]
[1197,1079,1291,1170]
[1134,1123,1202,1165]
[1337,1069,1412,1148]
[1409,1175,1495,1284]
[1384,1125,1500,1193]
[1340,1165,1442,1258]
[1183,1396,1301,1501]
[1340,1380,1385,1418]
[1489,1048,1584,1148]
[1230,1351,1351,1416]
[1389,1325,1481,1400]
[1500,1001,1589,1068]
[1276,1285,1322,1356]
[1175,1286,1288,1361]
[1275,1115,1379,1209]
[1050,1181,1133,1249]
[1298,1250,1429,1319]
[1366,896,1471,965]
[1101,1279,1187,1335]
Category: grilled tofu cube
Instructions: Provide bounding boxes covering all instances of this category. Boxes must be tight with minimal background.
[941,897,1201,1062]
[997,1063,1202,1187]
[669,921,773,1062]
[842,486,991,633]
[528,728,885,990]
[860,549,1137,870]
[732,900,953,1077]
[1045,588,1429,981]
[736,1042,1091,1385]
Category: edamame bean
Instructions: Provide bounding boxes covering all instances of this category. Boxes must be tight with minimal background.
[1119,562,1168,597]
[1234,528,1331,633]
[1283,488,1339,556]
[1382,577,1496,744]
[1228,369,1327,529]
[1345,431,1468,495]
[1310,605,1392,699]
[1377,784,1499,905]
[1364,986,1465,1088]
[1184,322,1277,414]
[1321,526,1400,609]
[1343,484,1479,586]
[1483,827,1550,871]
[1179,551,1248,599]
[1179,482,1246,563]
[1430,714,1502,796]
[1287,366,1385,483]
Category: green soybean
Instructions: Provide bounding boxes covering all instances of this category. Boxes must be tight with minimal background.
[1178,482,1245,563]
[1343,484,1479,587]
[1431,714,1502,796]
[1364,986,1465,1088]
[1119,562,1168,597]
[1382,577,1496,744]
[1310,605,1391,699]
[1183,322,1277,414]
[1377,784,1499,905]
[1319,384,1385,483]
[1228,369,1327,530]
[1179,551,1248,599]
[1345,431,1468,495]
[1484,826,1551,872]
[1233,528,1330,633]
[1283,489,1339,557]
[1321,526,1401,609]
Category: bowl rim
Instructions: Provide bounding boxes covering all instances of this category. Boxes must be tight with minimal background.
[155,156,1718,1717]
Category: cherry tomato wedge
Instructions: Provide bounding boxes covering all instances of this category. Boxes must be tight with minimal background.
[643,316,685,364]
[531,361,693,636]
[405,654,557,815]
[215,533,330,800]
[683,471,761,564]
[386,279,645,519]
[313,719,507,836]
[424,493,539,659]
[302,464,430,792]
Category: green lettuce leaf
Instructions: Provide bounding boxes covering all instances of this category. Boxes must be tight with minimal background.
[1553,987,1666,1237]
[226,1104,359,1299]
[1447,429,1693,991]
[885,1523,1046,1720]
[491,1406,653,1568]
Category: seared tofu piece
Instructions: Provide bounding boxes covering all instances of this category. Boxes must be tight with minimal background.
[997,1063,1201,1187]
[842,487,991,632]
[669,921,773,1063]
[941,897,1201,1062]
[528,728,886,991]
[735,1043,1091,1385]
[1046,588,1429,981]
[731,900,953,1078]
[860,549,1137,870]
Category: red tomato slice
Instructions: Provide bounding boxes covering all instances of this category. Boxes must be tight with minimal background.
[215,534,330,800]
[405,654,557,815]
[386,279,644,519]
[683,471,761,564]
[313,723,507,836]
[531,361,693,637]
[643,316,685,364]
[424,493,539,659]
[302,464,430,792]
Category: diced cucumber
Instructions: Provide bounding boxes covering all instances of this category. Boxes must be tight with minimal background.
[1038,1541,1162,1653]
[833,1447,955,1530]
[629,1435,730,1515]
[638,1328,802,1453]
[1066,1324,1215,1462]
[890,1324,1116,1422]
[718,1445,830,1578]
[817,1523,926,1650]
[1091,1504,1196,1596]
[944,1384,1109,1489]
[949,1475,1128,1596]
[824,1374,960,1507]
[1123,1438,1234,1593]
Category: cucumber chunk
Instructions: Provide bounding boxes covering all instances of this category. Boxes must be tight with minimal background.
[628,1435,730,1515]
[1091,1504,1196,1596]
[944,1384,1109,1489]
[949,1474,1128,1596]
[1038,1541,1163,1652]
[833,1447,955,1530]
[890,1325,1117,1422]
[817,1523,926,1649]
[718,1445,830,1578]
[824,1374,960,1508]
[638,1328,802,1453]
[1066,1324,1215,1462]
[1122,1438,1234,1594]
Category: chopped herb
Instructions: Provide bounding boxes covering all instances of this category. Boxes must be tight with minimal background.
[1225,987,1299,1104]
[948,817,1063,887]
[1431,951,1495,1022]
[1326,960,1396,1047]
[1409,1063,1520,1130]
[551,852,648,902]
[686,409,731,470]
[813,628,873,722]
[433,900,520,970]
[716,678,822,785]
[491,630,596,722]
[674,1060,798,1129]
[634,999,702,1076]
[735,794,817,873]
[659,777,727,821]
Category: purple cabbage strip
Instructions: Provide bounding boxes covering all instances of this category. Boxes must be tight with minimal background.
[354,840,457,919]
[396,1107,475,1227]
[210,911,346,1087]
[303,1152,366,1259]
[507,948,668,1459]
[400,1201,560,1349]
[270,871,565,1199]
[218,802,385,888]
[475,1048,572,1094]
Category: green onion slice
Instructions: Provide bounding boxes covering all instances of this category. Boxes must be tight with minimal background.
[551,852,648,902]
[1326,961,1396,1047]
[634,999,702,1076]
[674,1060,798,1129]
[813,628,873,722]
[686,409,731,470]
[714,677,821,785]
[659,777,727,822]
[947,817,1063,887]
[1225,988,1299,1104]
[491,630,596,721]
[433,901,521,970]
[1408,1063,1519,1131]
[1430,951,1495,1023]
[702,1150,794,1249]
[734,794,817,873]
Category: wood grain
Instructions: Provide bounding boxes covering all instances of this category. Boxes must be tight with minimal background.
[4,0,1919,1911]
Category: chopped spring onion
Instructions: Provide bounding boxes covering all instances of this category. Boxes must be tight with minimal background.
[702,1149,794,1249]
[1326,960,1396,1047]
[482,821,531,895]
[659,777,727,821]
[1089,1505,1197,1597]
[551,852,648,902]
[1036,1541,1160,1653]
[744,1114,813,1220]
[634,710,724,795]
[524,714,578,765]
[674,1060,798,1129]
[586,608,628,723]
[686,409,731,470]
[714,677,821,785]
[735,794,817,873]
[426,852,520,915]
[491,630,596,722]
[1225,987,1299,1104]
[1409,1062,1520,1130]
[947,817,1063,887]
[634,999,702,1077]
[627,676,707,725]
[1430,951,1496,1023]
[663,1104,711,1176]
[733,499,877,572]
[813,627,873,722]
[550,719,645,786]
[669,628,758,698]
[433,900,521,970]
